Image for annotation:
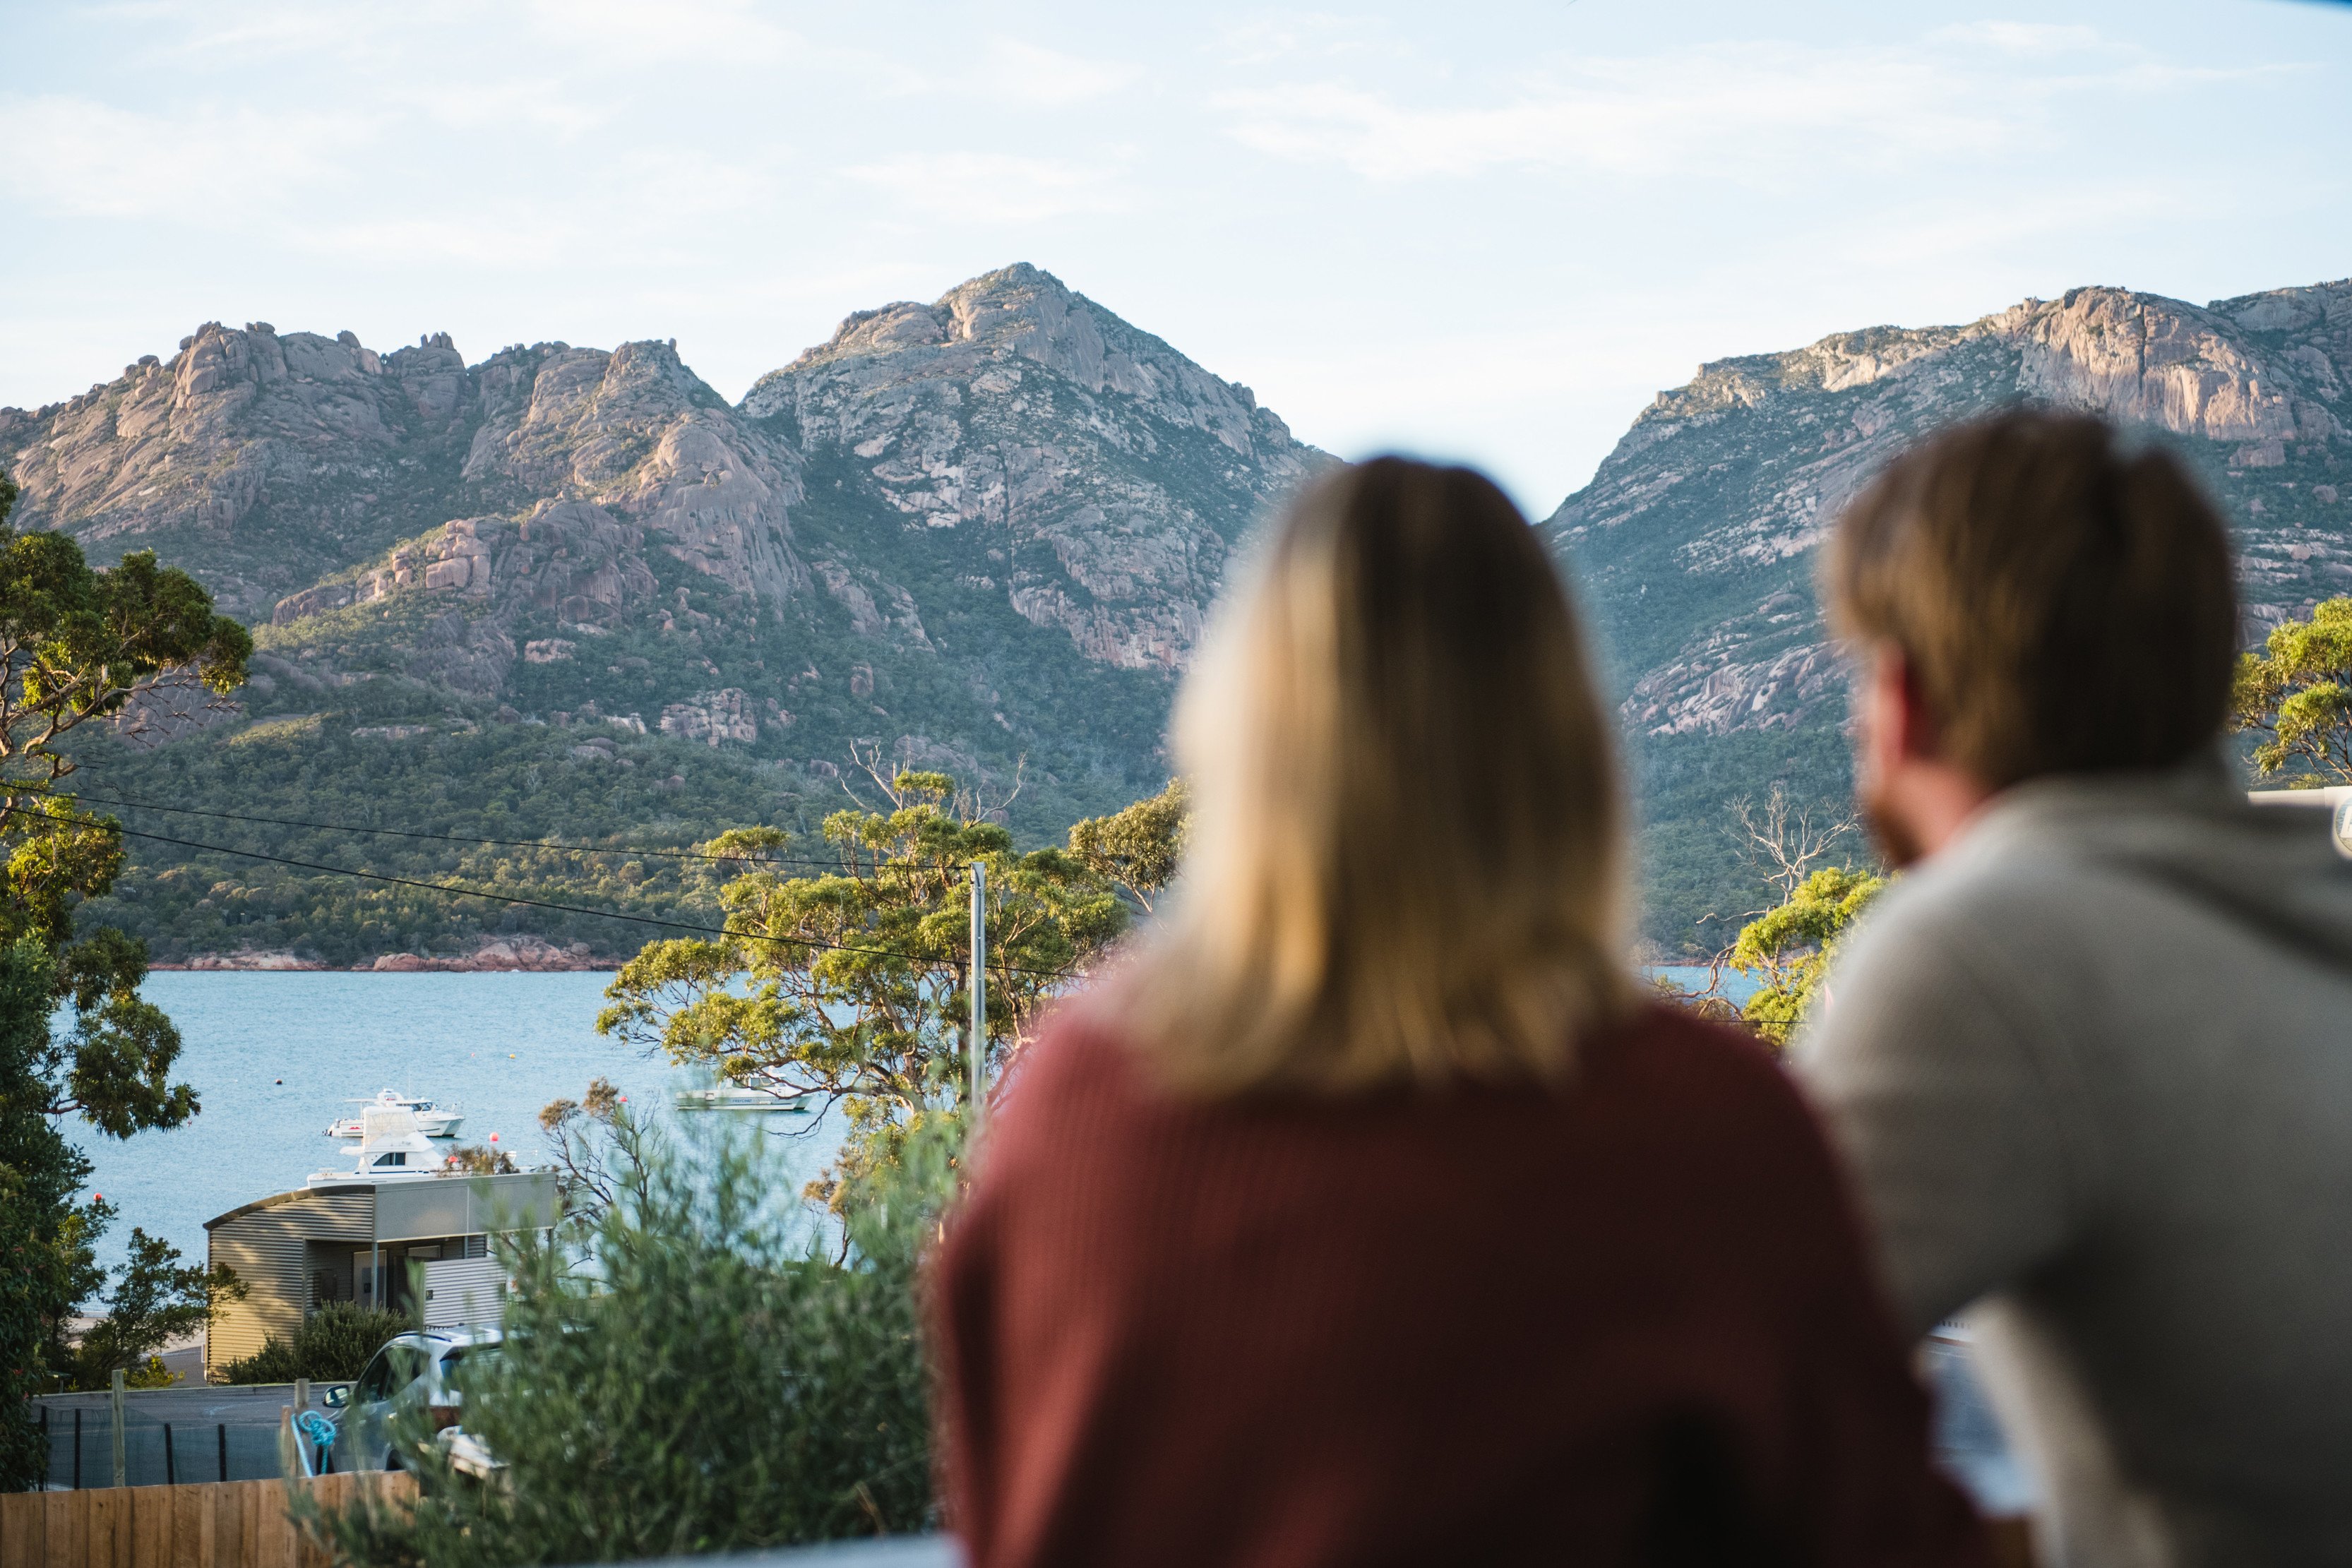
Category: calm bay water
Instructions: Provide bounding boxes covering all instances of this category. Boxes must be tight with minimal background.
[68,971,842,1273]
[76,967,1757,1274]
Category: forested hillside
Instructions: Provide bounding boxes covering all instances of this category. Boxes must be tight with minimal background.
[4,265,1319,966]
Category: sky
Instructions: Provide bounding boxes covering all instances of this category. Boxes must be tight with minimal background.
[4,0,2349,518]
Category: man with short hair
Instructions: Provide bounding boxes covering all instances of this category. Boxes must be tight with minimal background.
[1796,410,2352,1568]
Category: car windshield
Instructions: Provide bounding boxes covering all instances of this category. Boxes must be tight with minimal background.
[437,1342,499,1384]
[354,1347,399,1402]
[366,1341,429,1401]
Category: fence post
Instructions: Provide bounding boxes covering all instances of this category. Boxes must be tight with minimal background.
[281,1406,317,1480]
[164,1423,175,1485]
[73,1407,81,1490]
[217,1422,228,1483]
[110,1368,127,1488]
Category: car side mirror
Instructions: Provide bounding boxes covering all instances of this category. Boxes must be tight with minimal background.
[323,1384,349,1409]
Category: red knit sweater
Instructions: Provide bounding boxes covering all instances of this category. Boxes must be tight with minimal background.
[933,1003,1986,1568]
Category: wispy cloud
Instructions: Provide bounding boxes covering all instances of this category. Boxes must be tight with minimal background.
[527,0,804,67]
[3,2,2341,505]
[845,150,1130,225]
[1831,179,2195,271]
[1930,21,2106,55]
[977,39,1140,107]
[1212,13,1409,69]
[119,0,407,64]
[1215,30,2270,183]
[301,215,578,268]
[0,94,359,219]
[382,78,608,138]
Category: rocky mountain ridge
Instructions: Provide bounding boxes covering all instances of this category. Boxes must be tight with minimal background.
[1,266,1320,841]
[8,268,2347,957]
[1546,277,2352,942]
[1551,280,2350,738]
[739,265,1312,671]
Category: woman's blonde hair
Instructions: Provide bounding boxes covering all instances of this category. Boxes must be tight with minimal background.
[1128,455,1633,1095]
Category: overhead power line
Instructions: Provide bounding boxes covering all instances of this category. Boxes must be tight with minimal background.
[0,803,1082,982]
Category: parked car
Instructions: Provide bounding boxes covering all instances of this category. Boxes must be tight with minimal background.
[327,1327,501,1471]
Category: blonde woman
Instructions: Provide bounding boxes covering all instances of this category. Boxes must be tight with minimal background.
[933,458,1983,1568]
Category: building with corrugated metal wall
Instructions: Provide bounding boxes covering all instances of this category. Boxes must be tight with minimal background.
[204,1173,558,1380]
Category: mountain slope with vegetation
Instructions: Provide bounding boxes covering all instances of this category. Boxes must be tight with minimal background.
[1547,278,2352,947]
[8,271,2349,960]
[1,266,1320,965]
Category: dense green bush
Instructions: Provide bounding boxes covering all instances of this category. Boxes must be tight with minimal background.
[306,1105,953,1562]
[215,1302,411,1384]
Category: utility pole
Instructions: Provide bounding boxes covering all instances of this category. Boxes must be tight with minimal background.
[969,861,987,1129]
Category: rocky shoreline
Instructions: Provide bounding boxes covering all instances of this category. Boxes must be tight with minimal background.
[154,936,611,973]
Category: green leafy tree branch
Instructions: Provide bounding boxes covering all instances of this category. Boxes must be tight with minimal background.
[0,463,256,1480]
[1729,865,1886,1048]
[67,1228,245,1391]
[2233,596,2352,784]
[1067,777,1188,914]
[598,768,1127,1211]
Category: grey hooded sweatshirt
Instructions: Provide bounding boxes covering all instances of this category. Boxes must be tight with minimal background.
[1795,765,2352,1568]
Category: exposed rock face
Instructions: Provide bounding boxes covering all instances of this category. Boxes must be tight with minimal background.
[1524,276,2352,944]
[0,324,482,619]
[1,268,1320,775]
[0,323,808,630]
[368,936,599,971]
[659,688,758,746]
[741,263,1319,671]
[463,340,808,606]
[112,671,244,749]
[158,950,329,971]
[1549,280,2352,741]
[405,605,518,696]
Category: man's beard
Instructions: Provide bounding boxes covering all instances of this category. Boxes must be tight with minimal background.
[1858,770,1926,870]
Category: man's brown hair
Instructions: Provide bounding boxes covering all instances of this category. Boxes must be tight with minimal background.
[1823,409,2238,788]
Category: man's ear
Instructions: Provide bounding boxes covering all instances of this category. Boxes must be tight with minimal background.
[1872,645,1943,765]
[1858,642,1997,863]
[1894,649,1940,762]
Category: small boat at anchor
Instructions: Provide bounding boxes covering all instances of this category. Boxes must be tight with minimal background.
[326,1089,465,1140]
[674,1085,813,1113]
[309,1107,450,1187]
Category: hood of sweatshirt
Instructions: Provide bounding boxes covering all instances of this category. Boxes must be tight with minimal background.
[1962,758,2352,974]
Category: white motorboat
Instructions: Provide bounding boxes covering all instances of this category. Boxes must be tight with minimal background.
[326,1089,465,1139]
[674,1084,813,1113]
[309,1106,450,1187]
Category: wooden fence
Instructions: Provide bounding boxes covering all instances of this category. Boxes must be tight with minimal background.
[0,1471,414,1568]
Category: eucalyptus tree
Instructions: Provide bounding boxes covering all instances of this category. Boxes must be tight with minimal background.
[1066,777,1188,914]
[597,769,1126,1209]
[0,463,253,1483]
[2235,595,2352,784]
[1729,865,1885,1048]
